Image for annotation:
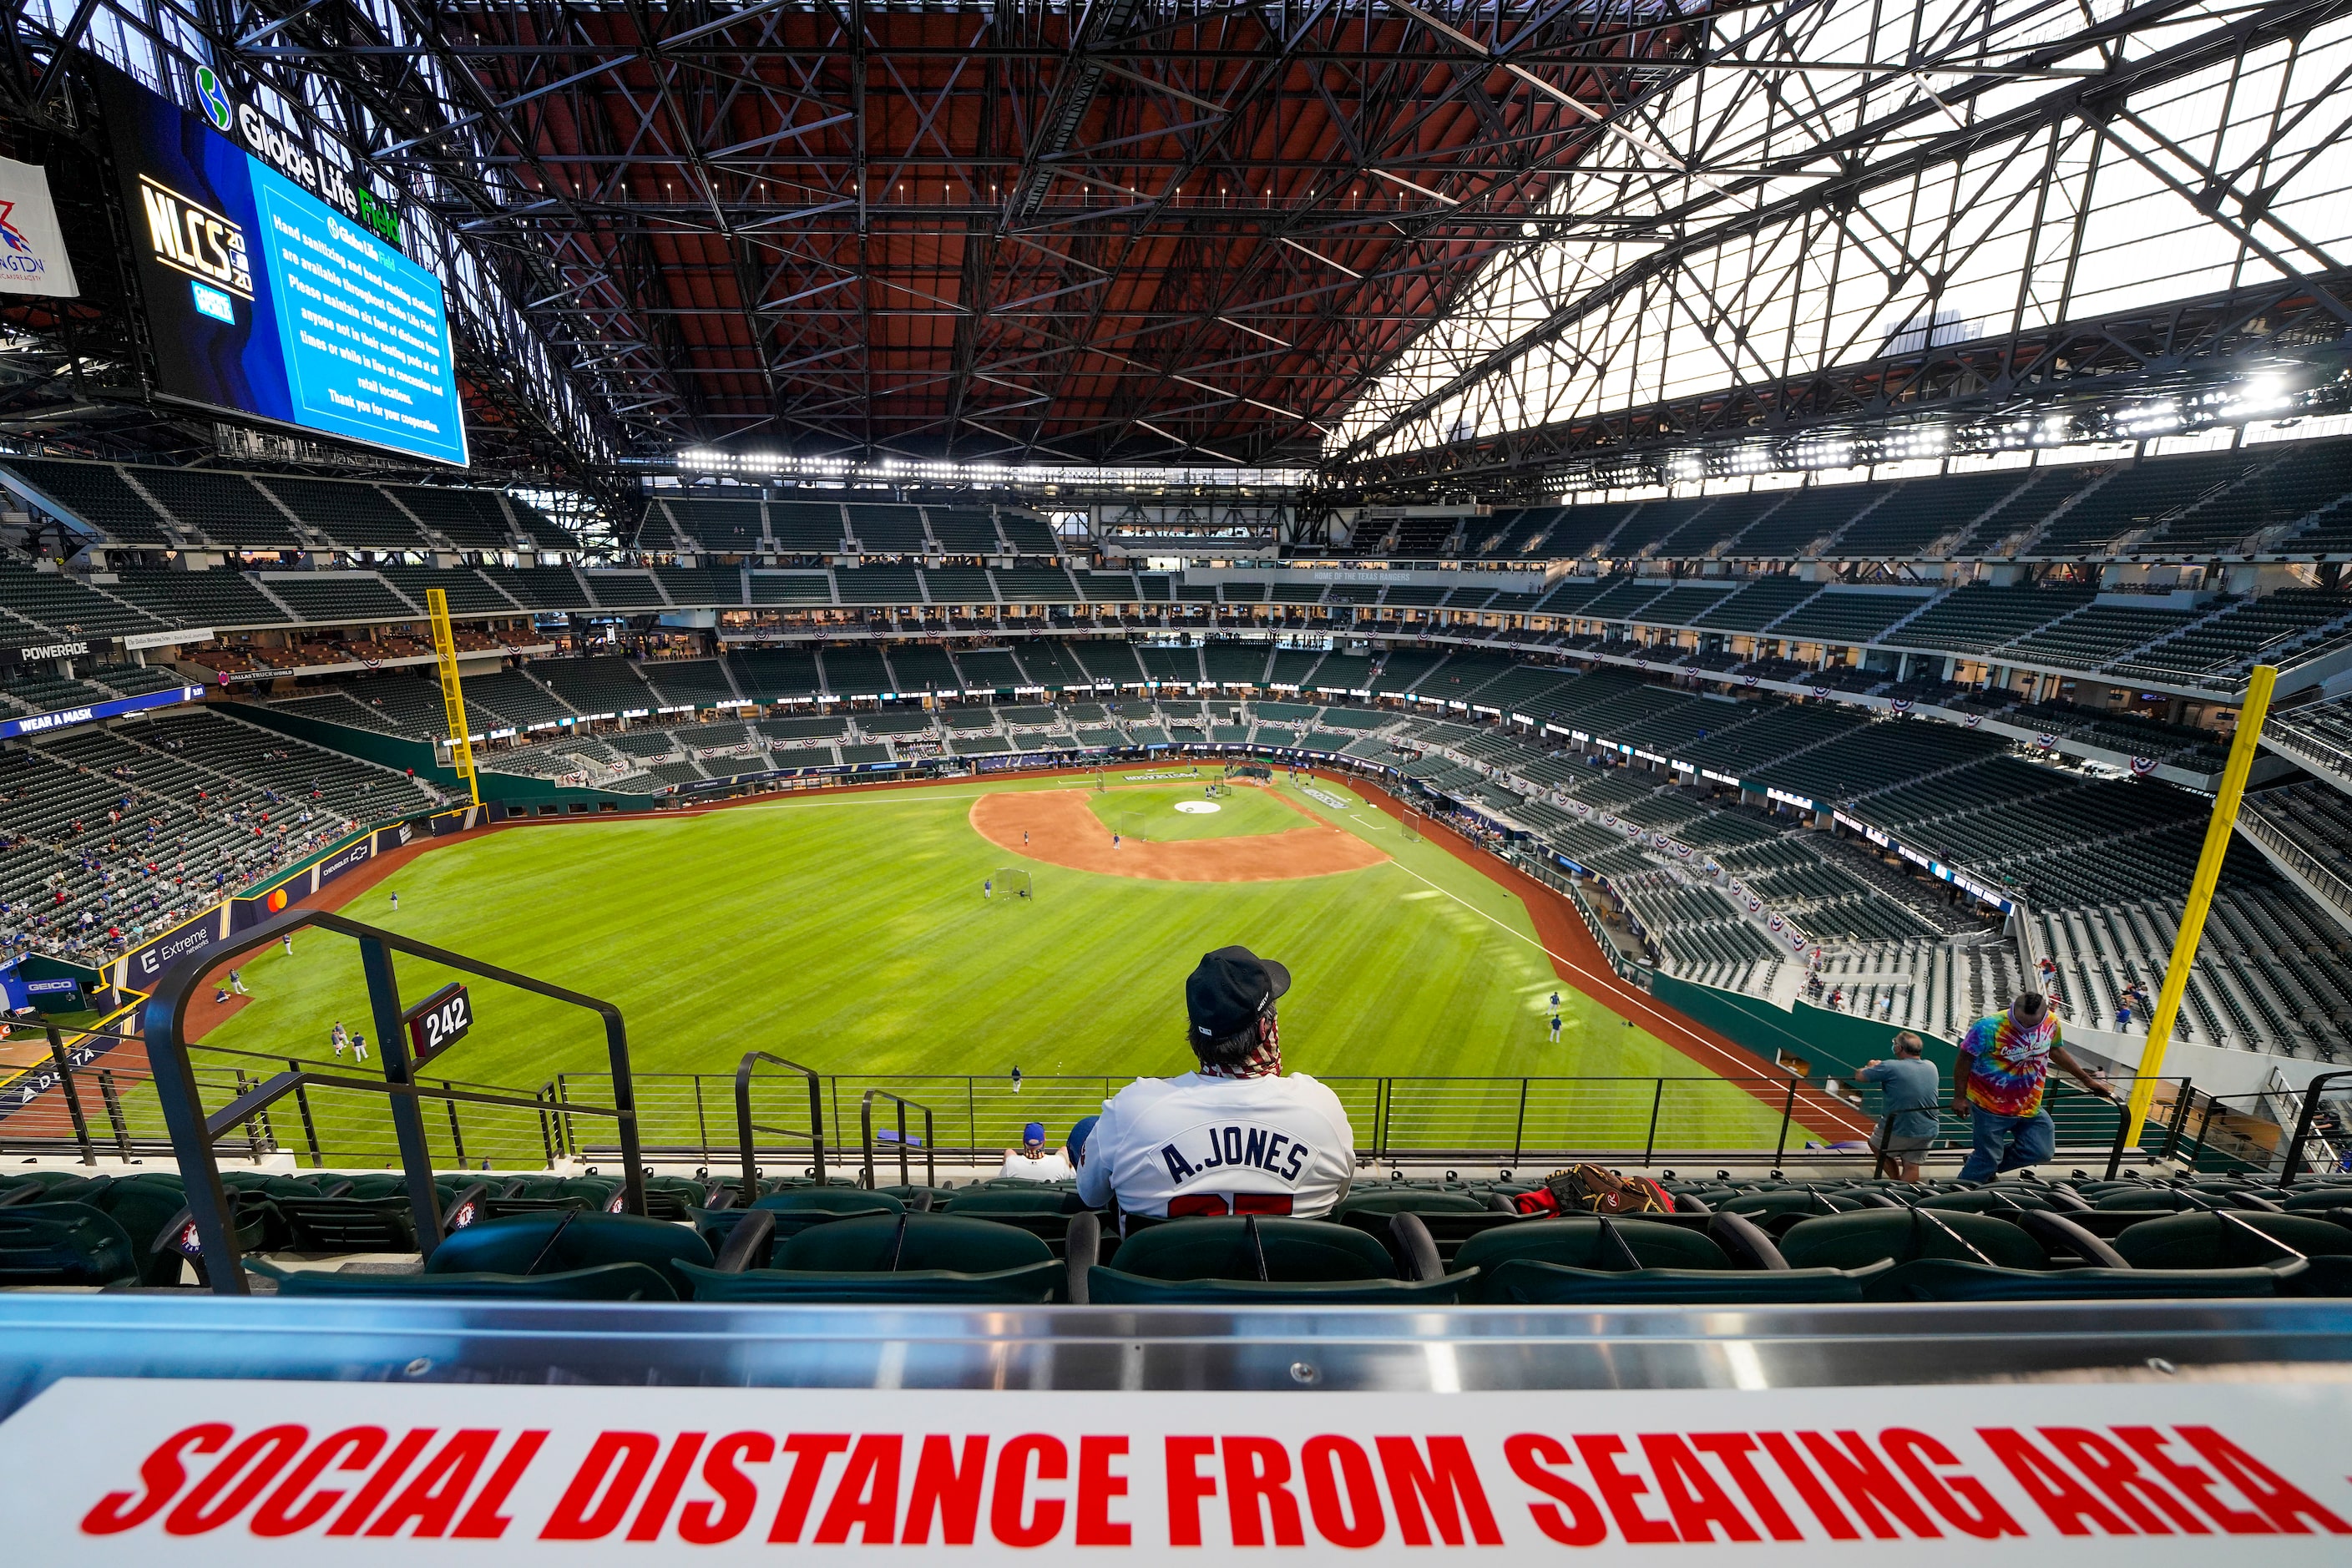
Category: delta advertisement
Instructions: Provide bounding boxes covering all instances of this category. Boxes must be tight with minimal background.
[94,63,467,467]
[0,1379,2346,1560]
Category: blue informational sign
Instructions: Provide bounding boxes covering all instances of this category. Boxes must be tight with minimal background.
[0,685,205,741]
[95,64,468,468]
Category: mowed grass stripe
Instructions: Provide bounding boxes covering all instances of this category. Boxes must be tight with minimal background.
[178,776,1785,1160]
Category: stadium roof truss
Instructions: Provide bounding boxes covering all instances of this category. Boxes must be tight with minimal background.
[1327,0,2352,490]
[36,0,1744,469]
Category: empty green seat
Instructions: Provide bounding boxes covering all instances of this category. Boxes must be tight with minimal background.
[1864,1257,2288,1302]
[641,1176,710,1222]
[0,1201,140,1287]
[1336,1207,1521,1267]
[341,1173,423,1201]
[1456,1215,1729,1272]
[2276,1189,2352,1211]
[1086,1216,1471,1305]
[3,1170,114,1196]
[680,1214,1060,1303]
[2114,1211,2348,1292]
[1719,1190,1869,1220]
[1449,1216,1862,1305]
[272,1196,424,1253]
[1329,1190,1493,1217]
[940,1187,1090,1216]
[1779,1208,2046,1271]
[1914,1189,2067,1214]
[250,1258,675,1300]
[700,1186,905,1258]
[61,1177,193,1287]
[756,1187,905,1214]
[424,1210,714,1295]
[2090,1186,2276,1212]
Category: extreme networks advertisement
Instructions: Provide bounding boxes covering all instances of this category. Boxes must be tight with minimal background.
[94,63,468,467]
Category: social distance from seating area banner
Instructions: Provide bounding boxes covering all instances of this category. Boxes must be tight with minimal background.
[2,1378,2349,1561]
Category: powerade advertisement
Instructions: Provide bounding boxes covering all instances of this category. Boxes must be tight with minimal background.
[94,63,468,468]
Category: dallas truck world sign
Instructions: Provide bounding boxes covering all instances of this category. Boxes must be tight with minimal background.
[0,1379,2344,1560]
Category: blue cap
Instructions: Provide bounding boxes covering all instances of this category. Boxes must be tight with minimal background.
[1022,1121,1046,1146]
[1066,1115,1099,1162]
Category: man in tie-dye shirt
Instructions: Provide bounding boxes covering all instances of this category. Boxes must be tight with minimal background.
[1952,991,2115,1181]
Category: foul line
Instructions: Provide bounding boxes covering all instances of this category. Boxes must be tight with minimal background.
[1378,853,1861,1123]
[1381,857,1616,995]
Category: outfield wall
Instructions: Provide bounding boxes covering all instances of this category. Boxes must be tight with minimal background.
[222,700,666,810]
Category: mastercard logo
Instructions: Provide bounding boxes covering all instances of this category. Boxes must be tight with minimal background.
[265,888,288,913]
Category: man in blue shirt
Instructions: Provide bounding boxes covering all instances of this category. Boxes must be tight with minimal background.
[1857,1031,1940,1181]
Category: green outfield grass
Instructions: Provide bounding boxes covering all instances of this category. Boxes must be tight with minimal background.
[1087,781,1301,841]
[175,770,1789,1166]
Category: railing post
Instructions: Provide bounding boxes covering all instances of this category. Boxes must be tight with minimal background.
[860,1093,876,1190]
[359,933,445,1257]
[98,1068,133,1160]
[443,1080,467,1167]
[896,1099,910,1188]
[554,1075,575,1158]
[967,1078,977,1165]
[2193,1095,2219,1171]
[288,1057,322,1166]
[234,1070,265,1161]
[1511,1080,1527,1166]
[537,1082,558,1167]
[141,993,247,1296]
[2159,1078,2192,1165]
[1645,1079,1665,1166]
[2103,1083,2131,1180]
[923,1107,936,1189]
[693,1075,709,1170]
[43,1024,94,1166]
[1773,1075,1798,1167]
[2281,1070,2352,1185]
[808,1070,827,1184]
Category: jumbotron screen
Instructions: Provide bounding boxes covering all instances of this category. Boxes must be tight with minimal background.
[95,63,468,468]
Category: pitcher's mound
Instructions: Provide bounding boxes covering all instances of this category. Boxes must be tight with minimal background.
[971,788,1387,883]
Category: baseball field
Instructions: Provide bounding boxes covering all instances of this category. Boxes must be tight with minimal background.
[169,768,1797,1166]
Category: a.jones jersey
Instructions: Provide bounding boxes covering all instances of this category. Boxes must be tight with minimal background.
[1075,1071,1355,1222]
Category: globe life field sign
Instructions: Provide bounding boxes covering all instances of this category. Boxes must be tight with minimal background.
[95,63,468,468]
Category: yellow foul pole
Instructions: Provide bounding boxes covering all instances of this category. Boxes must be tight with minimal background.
[425,587,481,809]
[2125,661,2276,1146]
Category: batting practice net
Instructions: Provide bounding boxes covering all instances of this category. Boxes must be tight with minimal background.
[992,868,1034,901]
[1400,811,1424,842]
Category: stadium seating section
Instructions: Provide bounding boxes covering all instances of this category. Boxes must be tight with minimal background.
[10,1165,2348,1304]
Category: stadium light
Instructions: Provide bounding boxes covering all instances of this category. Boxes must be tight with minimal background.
[670,448,1313,493]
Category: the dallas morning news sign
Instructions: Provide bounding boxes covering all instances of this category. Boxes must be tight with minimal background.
[0,1378,2344,1560]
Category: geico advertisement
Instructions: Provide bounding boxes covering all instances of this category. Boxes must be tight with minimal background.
[1,1378,2347,1560]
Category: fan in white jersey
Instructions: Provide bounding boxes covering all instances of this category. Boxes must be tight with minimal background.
[998,1120,1075,1181]
[1075,944,1353,1227]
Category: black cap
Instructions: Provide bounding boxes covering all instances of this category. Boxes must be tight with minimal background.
[1186,945,1291,1043]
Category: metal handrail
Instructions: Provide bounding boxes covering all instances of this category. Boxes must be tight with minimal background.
[2280,1070,2352,1184]
[860,1088,936,1191]
[142,904,643,1295]
[734,1050,827,1198]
